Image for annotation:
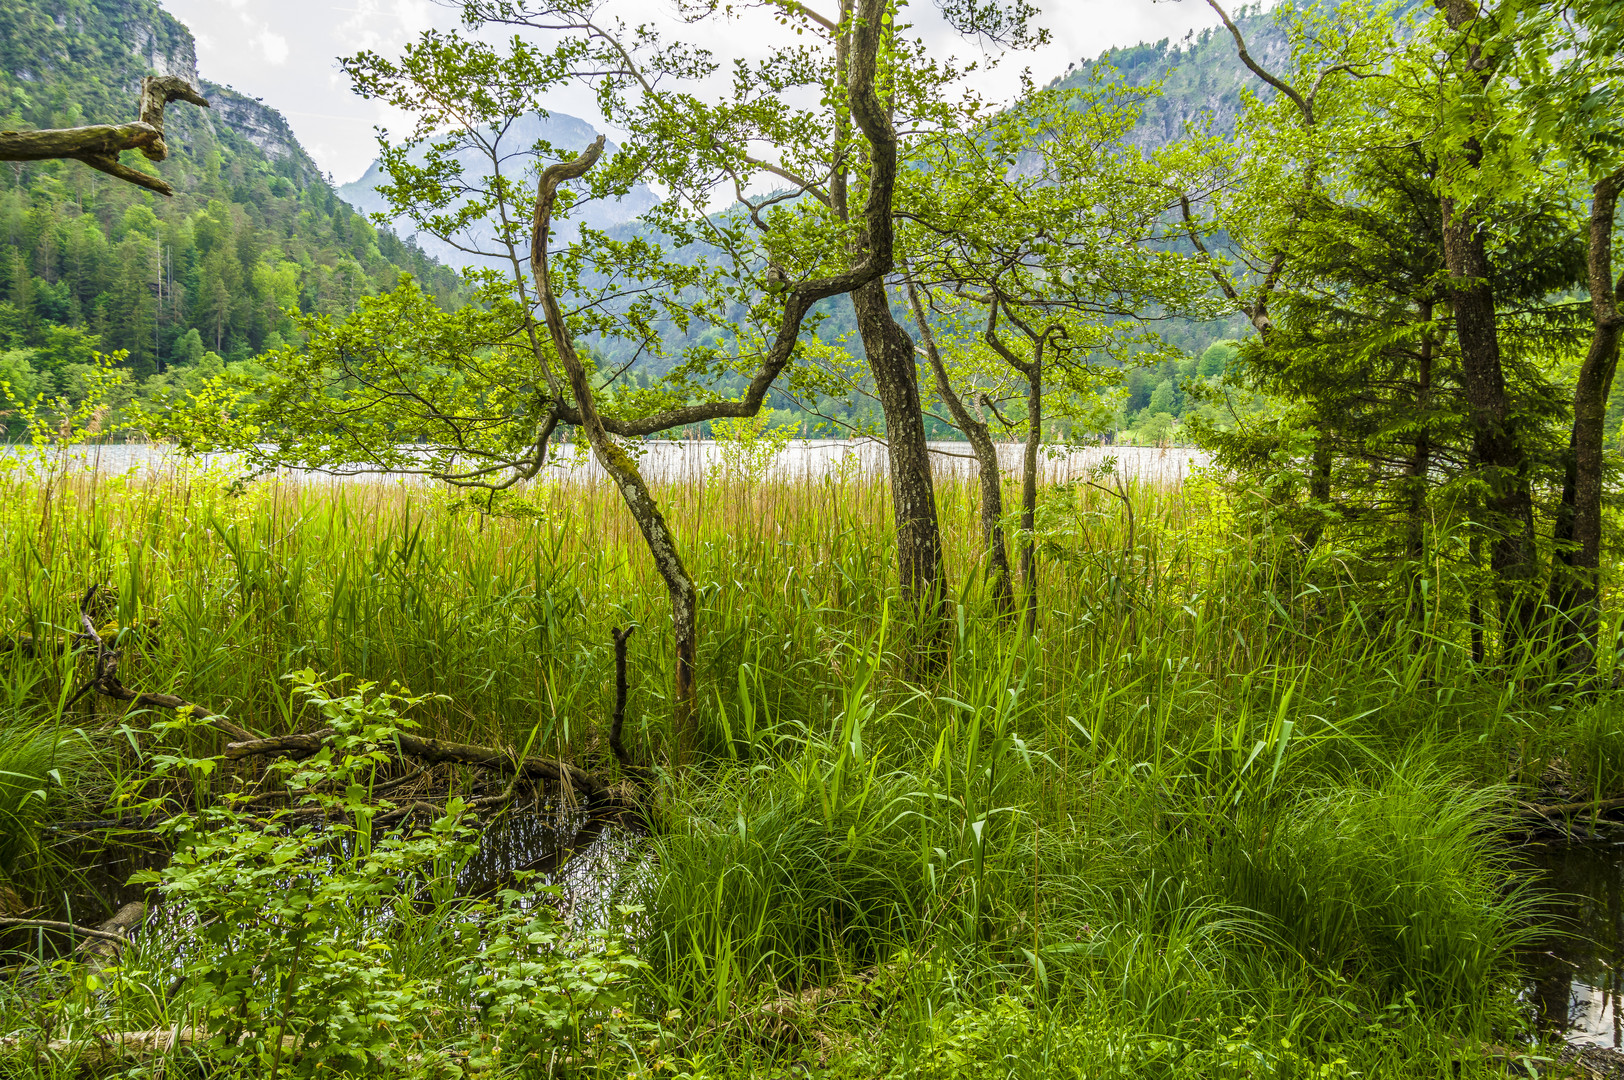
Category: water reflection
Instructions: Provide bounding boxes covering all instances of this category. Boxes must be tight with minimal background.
[1524,833,1624,1048]
[8,439,1209,487]
[461,806,645,932]
[33,805,643,946]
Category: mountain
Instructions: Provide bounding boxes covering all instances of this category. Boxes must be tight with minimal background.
[0,0,467,416]
[1044,5,1290,149]
[335,111,662,271]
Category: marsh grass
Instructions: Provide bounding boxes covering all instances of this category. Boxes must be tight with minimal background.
[0,446,1613,1076]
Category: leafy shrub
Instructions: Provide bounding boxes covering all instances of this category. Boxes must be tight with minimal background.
[117,672,646,1076]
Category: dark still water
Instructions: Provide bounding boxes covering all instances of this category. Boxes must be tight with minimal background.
[1525,833,1624,1048]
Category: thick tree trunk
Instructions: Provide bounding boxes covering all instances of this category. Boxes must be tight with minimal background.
[1443,193,1539,653]
[906,280,1012,613]
[852,279,949,645]
[1020,363,1041,635]
[1438,0,1539,659]
[1406,311,1435,628]
[1407,307,1435,567]
[1549,171,1624,676]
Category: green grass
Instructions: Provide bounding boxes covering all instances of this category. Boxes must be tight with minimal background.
[0,447,1615,1076]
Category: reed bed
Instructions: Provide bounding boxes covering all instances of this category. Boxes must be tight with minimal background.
[0,445,1611,1077]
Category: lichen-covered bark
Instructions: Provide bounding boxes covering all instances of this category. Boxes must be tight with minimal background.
[854,280,947,629]
[526,0,904,744]
[1020,361,1041,634]
[530,137,699,760]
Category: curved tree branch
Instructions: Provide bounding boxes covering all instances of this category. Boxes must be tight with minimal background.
[0,76,209,196]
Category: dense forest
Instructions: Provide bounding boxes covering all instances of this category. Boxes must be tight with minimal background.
[0,0,464,425]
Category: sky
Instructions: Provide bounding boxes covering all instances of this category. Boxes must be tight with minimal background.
[159,0,1231,186]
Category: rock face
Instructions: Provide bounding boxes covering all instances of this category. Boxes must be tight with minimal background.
[335,111,662,270]
[200,80,322,185]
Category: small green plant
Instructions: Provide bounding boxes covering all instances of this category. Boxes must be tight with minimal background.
[708,414,794,485]
[111,672,646,1077]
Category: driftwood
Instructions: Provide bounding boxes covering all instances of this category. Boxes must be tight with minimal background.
[0,76,209,195]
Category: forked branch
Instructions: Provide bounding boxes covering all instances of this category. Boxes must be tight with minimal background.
[0,76,209,195]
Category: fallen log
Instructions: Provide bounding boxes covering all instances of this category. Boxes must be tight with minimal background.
[224,729,611,803]
[1517,795,1624,819]
[78,902,146,975]
[0,1027,298,1070]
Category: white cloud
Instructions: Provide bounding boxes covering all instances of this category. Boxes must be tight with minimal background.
[258,29,290,65]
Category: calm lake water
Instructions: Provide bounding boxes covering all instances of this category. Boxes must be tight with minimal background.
[7,439,1211,487]
[1526,834,1624,1049]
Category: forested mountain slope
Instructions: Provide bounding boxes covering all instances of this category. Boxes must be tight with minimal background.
[0,0,465,415]
[1046,5,1288,147]
[0,0,1290,437]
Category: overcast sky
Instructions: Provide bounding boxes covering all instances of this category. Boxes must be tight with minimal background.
[159,0,1231,186]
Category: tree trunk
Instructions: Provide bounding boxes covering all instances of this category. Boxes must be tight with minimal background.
[1302,422,1333,552]
[1406,306,1435,567]
[852,279,949,649]
[906,280,1011,613]
[1021,361,1041,635]
[1407,308,1435,628]
[1438,0,1539,659]
[1548,170,1624,677]
[531,138,697,761]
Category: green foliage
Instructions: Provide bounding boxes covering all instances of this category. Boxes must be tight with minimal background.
[708,414,795,484]
[0,0,466,409]
[107,672,645,1077]
[0,718,76,884]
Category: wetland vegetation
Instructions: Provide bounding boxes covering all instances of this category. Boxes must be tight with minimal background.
[0,0,1622,1073]
[0,443,1619,1077]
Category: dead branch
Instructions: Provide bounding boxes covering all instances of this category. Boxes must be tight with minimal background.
[608,626,651,785]
[0,918,128,945]
[223,728,611,804]
[1517,795,1624,818]
[75,586,254,743]
[0,76,209,196]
